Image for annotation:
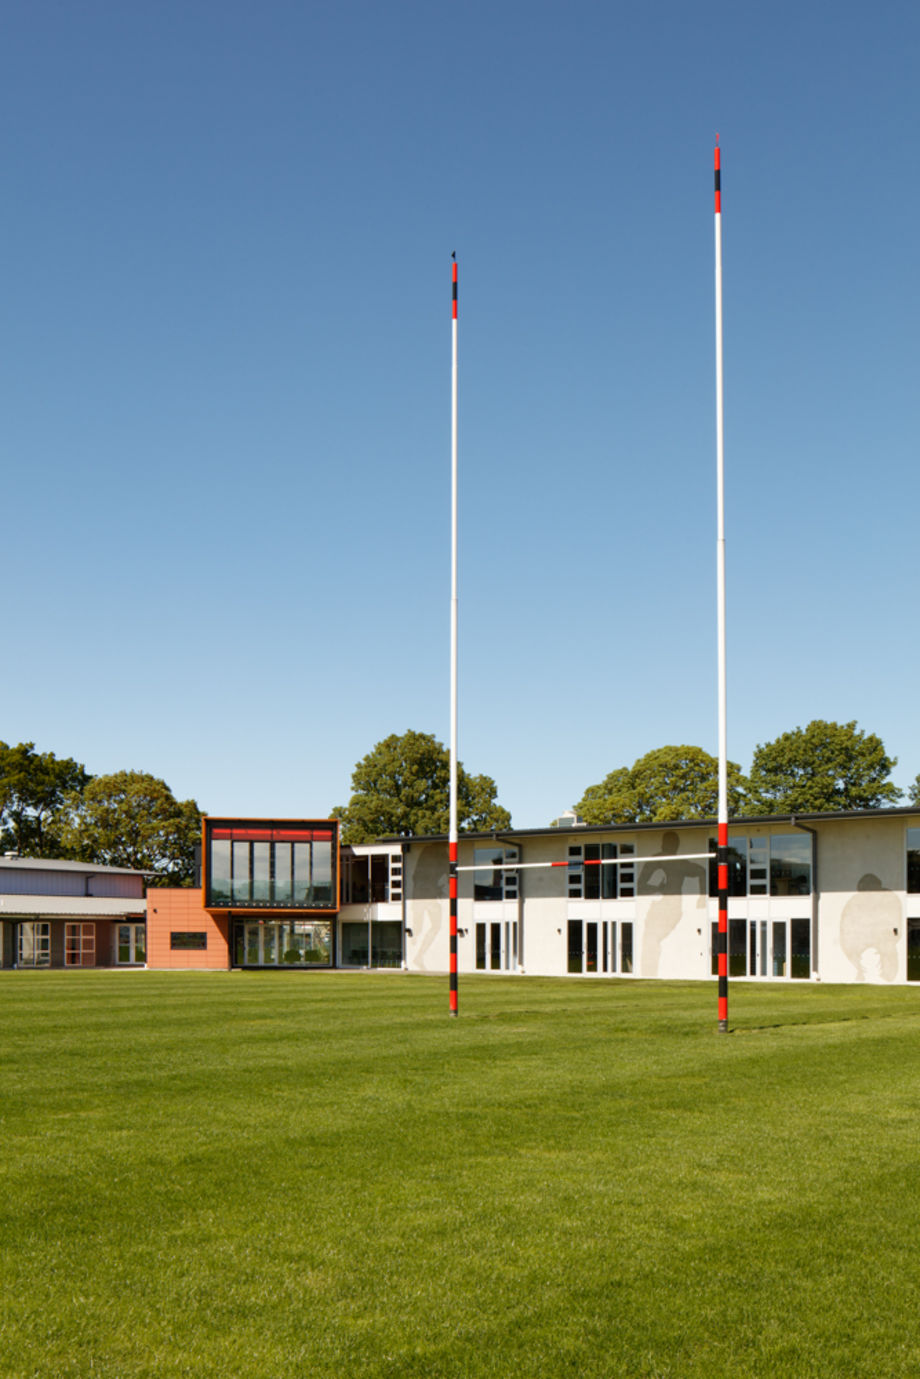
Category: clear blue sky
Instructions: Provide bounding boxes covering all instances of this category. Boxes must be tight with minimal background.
[3,0,918,827]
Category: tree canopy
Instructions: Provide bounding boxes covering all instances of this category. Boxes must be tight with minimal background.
[58,771,202,883]
[576,745,748,825]
[0,741,90,857]
[333,730,511,843]
[910,774,920,807]
[746,720,901,814]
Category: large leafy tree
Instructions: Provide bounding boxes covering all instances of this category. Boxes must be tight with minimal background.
[747,720,901,814]
[909,773,920,806]
[0,741,90,856]
[59,771,202,884]
[576,745,748,825]
[333,730,511,843]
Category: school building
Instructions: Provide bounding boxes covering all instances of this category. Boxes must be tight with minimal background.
[4,808,920,984]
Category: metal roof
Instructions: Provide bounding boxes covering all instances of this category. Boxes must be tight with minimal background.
[378,804,920,847]
[0,856,147,877]
[0,895,146,917]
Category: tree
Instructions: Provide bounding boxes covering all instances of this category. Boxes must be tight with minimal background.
[59,771,202,883]
[0,741,90,856]
[575,745,748,825]
[910,774,920,806]
[747,720,901,814]
[333,730,511,843]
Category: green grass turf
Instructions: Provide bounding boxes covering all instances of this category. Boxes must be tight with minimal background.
[2,973,919,1378]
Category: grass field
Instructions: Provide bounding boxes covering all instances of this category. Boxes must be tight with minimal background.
[2,972,919,1378]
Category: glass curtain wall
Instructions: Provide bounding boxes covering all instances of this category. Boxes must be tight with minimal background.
[207,823,337,909]
[233,920,333,967]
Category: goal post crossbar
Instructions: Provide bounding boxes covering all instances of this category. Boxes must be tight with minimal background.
[455,851,716,874]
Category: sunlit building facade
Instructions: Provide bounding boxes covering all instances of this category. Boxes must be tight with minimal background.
[0,857,146,969]
[6,810,920,984]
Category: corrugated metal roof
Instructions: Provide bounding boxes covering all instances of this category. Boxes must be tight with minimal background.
[380,804,920,846]
[0,856,147,877]
[0,895,146,917]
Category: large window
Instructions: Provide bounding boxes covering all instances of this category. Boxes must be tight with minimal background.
[234,919,333,967]
[341,921,402,967]
[770,835,812,897]
[206,821,337,910]
[706,839,749,897]
[708,834,811,898]
[474,847,518,902]
[907,829,920,894]
[567,843,635,900]
[341,852,402,905]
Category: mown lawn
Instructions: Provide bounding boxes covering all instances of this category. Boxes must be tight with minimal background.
[1,971,919,1378]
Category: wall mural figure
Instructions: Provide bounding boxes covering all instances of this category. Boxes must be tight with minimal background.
[840,873,901,982]
[638,830,706,977]
[410,843,447,972]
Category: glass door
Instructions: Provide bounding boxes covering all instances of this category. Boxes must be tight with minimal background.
[908,919,920,982]
[117,923,145,964]
[747,920,769,977]
[245,923,262,965]
[772,921,787,977]
[477,921,516,971]
[567,920,623,976]
[18,922,51,967]
[567,920,583,973]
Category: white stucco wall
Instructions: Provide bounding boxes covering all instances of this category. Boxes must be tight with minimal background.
[398,814,920,985]
[813,817,914,984]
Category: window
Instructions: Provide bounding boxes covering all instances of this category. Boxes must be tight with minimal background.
[474,847,518,902]
[708,835,811,898]
[707,838,749,897]
[749,837,768,896]
[65,923,96,967]
[340,921,402,968]
[567,842,635,899]
[475,920,518,971]
[18,922,50,968]
[206,821,337,910]
[171,932,207,950]
[907,829,920,894]
[341,852,402,904]
[388,854,403,902]
[770,835,812,897]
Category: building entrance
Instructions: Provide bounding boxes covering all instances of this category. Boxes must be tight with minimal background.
[235,920,332,967]
[566,919,633,975]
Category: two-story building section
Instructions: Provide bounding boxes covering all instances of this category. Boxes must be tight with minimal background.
[115,807,920,985]
[0,856,147,968]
